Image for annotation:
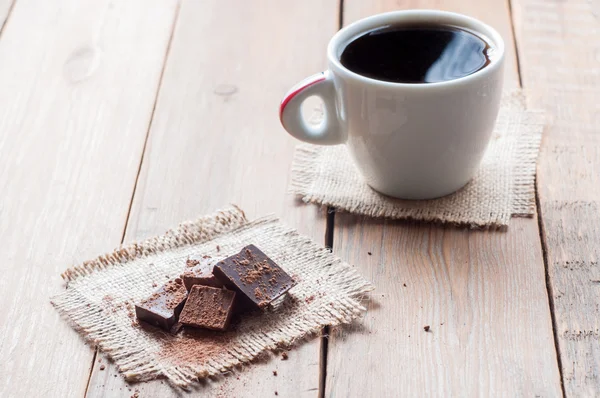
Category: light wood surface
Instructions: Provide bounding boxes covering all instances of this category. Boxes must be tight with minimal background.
[0,0,13,31]
[85,0,337,396]
[0,0,178,397]
[324,1,563,397]
[513,0,600,395]
[2,0,597,396]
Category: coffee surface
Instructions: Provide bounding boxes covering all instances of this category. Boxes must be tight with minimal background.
[340,24,492,83]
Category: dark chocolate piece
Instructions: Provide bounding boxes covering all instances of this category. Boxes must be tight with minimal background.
[212,244,296,309]
[183,272,223,291]
[135,279,188,330]
[182,257,223,291]
[179,285,236,331]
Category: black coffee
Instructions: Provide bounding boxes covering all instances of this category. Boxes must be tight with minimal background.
[340,24,492,83]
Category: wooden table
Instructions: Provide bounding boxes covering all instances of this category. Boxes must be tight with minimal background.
[1,0,596,396]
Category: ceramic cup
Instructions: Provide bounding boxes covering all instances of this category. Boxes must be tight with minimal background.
[279,10,505,199]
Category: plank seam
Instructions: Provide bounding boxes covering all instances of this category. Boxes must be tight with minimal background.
[82,0,183,395]
[320,4,344,396]
[507,0,524,88]
[536,186,566,397]
[118,0,183,245]
[319,2,345,394]
[319,207,336,398]
[0,0,17,39]
[510,0,564,393]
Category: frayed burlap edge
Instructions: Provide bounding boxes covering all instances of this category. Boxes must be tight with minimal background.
[510,111,545,216]
[51,206,374,389]
[60,205,248,283]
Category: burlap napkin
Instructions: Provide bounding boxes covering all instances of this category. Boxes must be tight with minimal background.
[290,91,544,227]
[51,206,373,388]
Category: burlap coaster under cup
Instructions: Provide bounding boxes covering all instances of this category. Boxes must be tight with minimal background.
[51,206,373,388]
[290,91,544,227]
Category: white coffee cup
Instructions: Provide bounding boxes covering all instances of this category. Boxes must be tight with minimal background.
[280,10,505,199]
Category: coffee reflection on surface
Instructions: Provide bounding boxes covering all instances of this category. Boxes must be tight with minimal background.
[340,24,492,84]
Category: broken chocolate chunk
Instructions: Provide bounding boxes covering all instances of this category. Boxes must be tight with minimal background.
[135,279,188,331]
[213,245,296,309]
[183,272,223,291]
[179,285,236,331]
[182,256,223,291]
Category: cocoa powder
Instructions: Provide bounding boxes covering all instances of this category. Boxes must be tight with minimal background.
[159,329,231,367]
[186,259,200,267]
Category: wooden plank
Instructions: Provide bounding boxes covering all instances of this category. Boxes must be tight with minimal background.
[0,1,178,397]
[86,0,338,396]
[512,0,600,395]
[325,1,563,396]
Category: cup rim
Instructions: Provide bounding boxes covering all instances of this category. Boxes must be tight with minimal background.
[327,10,506,89]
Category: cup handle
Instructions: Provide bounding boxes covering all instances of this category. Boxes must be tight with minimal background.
[279,71,345,145]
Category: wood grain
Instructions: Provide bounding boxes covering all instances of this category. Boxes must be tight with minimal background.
[325,1,563,396]
[0,0,178,397]
[512,0,600,394]
[86,0,338,396]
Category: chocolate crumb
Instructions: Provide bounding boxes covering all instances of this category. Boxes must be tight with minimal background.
[281,352,288,360]
[114,375,117,377]
[403,283,407,287]
[100,365,106,370]
[186,258,200,267]
[131,390,140,398]
[216,245,221,252]
[273,370,277,376]
[368,252,372,255]
[424,325,430,332]
[152,282,157,288]
[275,392,278,396]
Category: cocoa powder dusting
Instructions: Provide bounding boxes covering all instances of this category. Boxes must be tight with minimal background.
[179,286,234,330]
[186,258,200,267]
[159,329,231,367]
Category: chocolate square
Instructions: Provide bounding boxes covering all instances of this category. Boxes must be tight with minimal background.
[135,279,188,330]
[181,256,223,291]
[179,285,236,331]
[212,245,296,309]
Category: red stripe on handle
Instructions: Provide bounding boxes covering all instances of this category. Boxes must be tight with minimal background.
[279,74,326,123]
